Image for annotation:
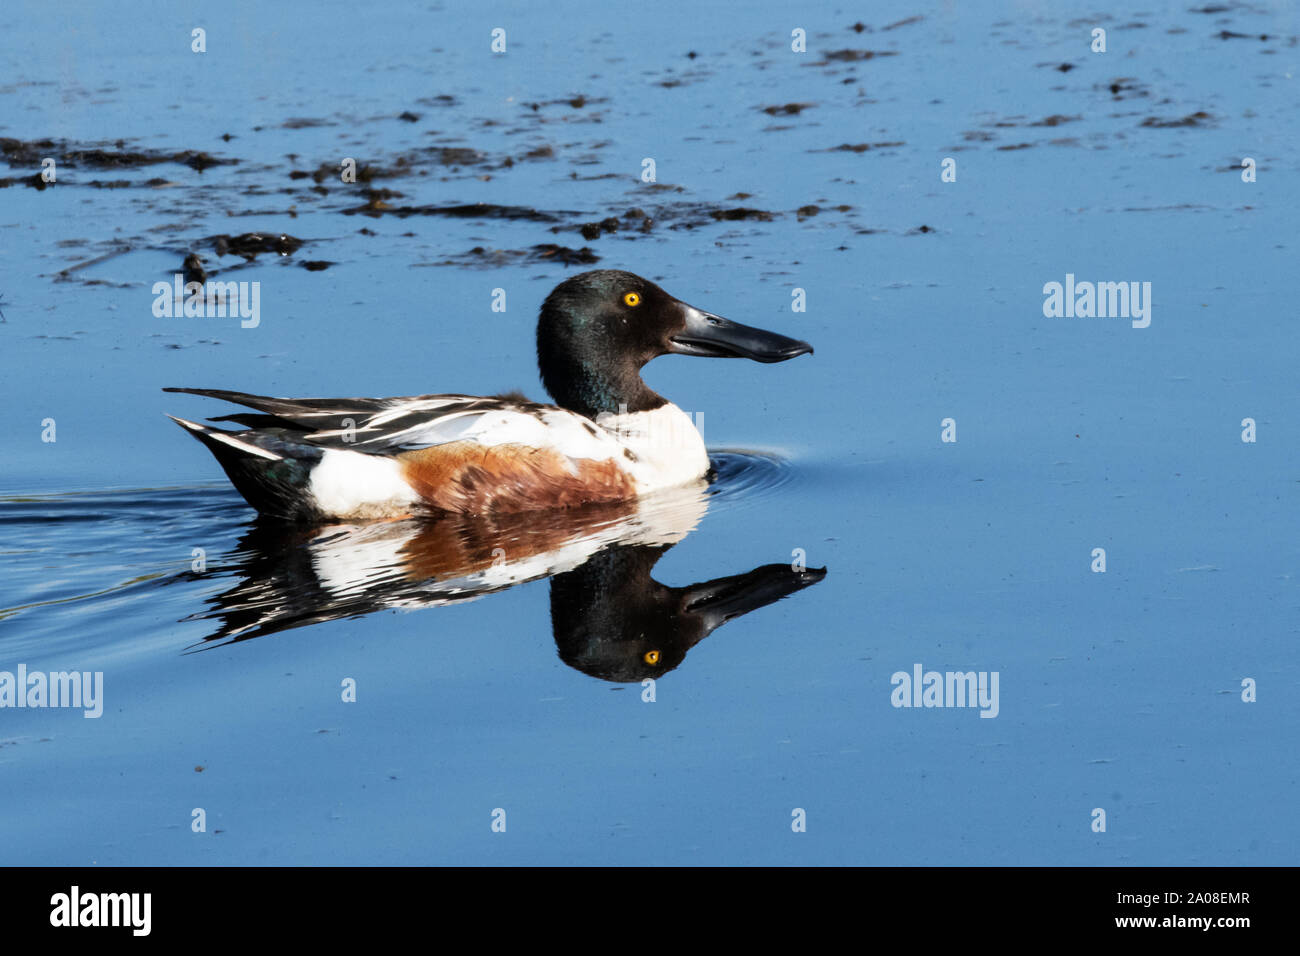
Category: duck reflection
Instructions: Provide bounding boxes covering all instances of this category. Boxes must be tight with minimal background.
[549,545,824,682]
[182,483,825,682]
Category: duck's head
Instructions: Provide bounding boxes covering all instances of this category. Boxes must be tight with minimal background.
[537,269,813,418]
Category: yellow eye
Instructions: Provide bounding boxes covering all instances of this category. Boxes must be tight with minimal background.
[643,650,660,665]
[623,292,641,307]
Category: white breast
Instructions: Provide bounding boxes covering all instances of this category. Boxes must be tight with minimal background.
[595,403,710,493]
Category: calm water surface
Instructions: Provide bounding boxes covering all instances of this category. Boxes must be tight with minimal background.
[1,0,1296,864]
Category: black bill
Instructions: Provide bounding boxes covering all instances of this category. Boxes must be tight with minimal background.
[667,304,814,363]
[679,563,828,632]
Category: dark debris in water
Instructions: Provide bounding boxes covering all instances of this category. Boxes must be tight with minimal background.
[579,217,624,240]
[1140,110,1214,128]
[820,141,906,153]
[882,15,924,31]
[11,15,1263,293]
[183,253,207,285]
[7,175,167,194]
[359,186,405,203]
[0,172,49,189]
[1105,78,1149,100]
[208,232,306,259]
[521,95,609,111]
[761,102,815,115]
[0,137,235,173]
[811,49,899,65]
[516,145,555,161]
[426,146,488,166]
[1028,114,1081,127]
[553,199,862,239]
[710,207,774,222]
[290,145,491,186]
[340,201,563,222]
[438,244,600,268]
[414,94,457,108]
[532,243,599,265]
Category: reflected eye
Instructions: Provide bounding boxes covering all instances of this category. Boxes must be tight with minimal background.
[623,292,642,307]
[643,650,660,665]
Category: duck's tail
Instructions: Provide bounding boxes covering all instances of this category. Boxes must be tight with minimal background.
[167,415,323,520]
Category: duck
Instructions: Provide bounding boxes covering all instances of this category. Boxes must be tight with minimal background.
[165,269,812,520]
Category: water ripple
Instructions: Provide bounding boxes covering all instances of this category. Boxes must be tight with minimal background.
[0,453,808,659]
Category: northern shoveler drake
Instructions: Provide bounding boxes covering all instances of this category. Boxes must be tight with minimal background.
[165,269,812,520]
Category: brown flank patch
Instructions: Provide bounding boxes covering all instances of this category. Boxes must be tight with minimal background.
[398,441,636,513]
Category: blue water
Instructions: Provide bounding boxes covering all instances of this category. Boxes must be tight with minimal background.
[1,0,1296,864]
